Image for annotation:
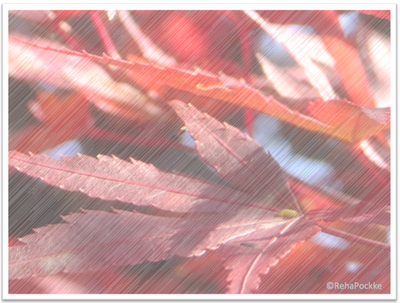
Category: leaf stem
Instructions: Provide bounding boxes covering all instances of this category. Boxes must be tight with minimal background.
[317,223,390,250]
[90,11,120,59]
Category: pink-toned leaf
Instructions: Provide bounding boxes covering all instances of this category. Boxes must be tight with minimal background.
[219,220,320,293]
[307,99,390,142]
[170,100,299,212]
[287,177,348,213]
[22,39,385,143]
[9,209,178,280]
[9,208,305,283]
[13,40,341,138]
[9,35,168,124]
[256,235,389,294]
[9,151,269,214]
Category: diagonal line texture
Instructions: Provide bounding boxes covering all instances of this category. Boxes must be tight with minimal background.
[8,9,391,296]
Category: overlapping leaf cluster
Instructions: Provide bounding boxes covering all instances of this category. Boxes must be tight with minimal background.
[8,10,390,294]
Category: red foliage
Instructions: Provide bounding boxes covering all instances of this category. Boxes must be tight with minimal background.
[8,9,391,296]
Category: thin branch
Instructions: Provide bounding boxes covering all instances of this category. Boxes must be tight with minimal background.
[118,10,177,66]
[317,223,390,250]
[90,11,120,59]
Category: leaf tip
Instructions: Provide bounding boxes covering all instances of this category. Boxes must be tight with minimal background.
[110,206,119,214]
[79,208,89,214]
[16,237,25,243]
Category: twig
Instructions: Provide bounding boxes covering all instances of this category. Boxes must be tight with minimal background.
[118,10,177,66]
[317,223,390,250]
[90,11,120,59]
